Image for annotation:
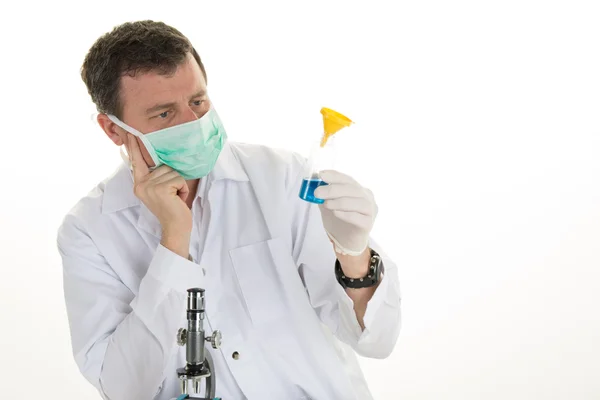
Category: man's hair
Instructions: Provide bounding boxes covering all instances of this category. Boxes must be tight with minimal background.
[81,20,207,118]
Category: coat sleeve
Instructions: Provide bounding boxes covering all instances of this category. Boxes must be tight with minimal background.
[57,213,205,400]
[287,153,401,359]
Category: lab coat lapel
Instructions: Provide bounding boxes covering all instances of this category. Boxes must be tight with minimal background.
[230,146,285,242]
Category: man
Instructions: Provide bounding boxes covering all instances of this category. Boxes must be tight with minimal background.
[58,20,401,400]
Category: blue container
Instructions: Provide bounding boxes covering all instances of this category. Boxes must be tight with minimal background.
[299,178,328,204]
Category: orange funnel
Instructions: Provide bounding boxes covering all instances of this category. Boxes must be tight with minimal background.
[320,107,353,147]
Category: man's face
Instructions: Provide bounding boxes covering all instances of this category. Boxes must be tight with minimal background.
[100,53,210,167]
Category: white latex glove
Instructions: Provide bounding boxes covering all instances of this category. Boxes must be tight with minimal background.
[314,170,378,256]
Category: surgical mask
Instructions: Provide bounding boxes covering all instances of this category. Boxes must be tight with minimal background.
[108,107,227,180]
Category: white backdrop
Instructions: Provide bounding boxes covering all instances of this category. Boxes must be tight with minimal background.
[1,0,600,399]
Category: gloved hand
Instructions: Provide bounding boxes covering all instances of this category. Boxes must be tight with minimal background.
[314,170,378,256]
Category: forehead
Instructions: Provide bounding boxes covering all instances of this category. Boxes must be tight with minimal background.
[119,54,207,113]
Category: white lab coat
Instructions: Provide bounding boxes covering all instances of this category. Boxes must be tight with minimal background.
[57,141,401,400]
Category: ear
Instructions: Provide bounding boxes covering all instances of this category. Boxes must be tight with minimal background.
[97,114,126,146]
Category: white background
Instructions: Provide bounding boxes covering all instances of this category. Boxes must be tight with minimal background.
[1,0,600,399]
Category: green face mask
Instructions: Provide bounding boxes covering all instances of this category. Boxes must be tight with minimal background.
[108,107,227,180]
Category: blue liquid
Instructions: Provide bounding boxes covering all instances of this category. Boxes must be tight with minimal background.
[299,178,328,204]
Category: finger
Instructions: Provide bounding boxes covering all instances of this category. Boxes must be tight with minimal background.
[323,197,375,216]
[148,165,177,181]
[332,209,372,228]
[314,183,365,200]
[148,171,183,190]
[127,134,149,182]
[319,170,357,185]
[160,175,190,201]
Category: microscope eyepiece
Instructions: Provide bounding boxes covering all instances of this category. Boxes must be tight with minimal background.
[187,288,205,312]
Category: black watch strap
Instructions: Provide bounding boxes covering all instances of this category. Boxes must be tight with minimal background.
[335,248,383,289]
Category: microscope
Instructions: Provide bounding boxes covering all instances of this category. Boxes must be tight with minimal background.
[175,288,222,400]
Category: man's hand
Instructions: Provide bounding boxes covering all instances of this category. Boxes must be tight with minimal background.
[314,170,378,269]
[126,134,192,258]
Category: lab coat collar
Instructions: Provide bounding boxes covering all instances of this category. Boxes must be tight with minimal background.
[102,140,248,216]
[210,139,249,183]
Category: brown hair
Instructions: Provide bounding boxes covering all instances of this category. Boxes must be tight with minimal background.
[81,20,207,118]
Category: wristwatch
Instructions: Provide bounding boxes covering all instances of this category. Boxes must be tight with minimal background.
[335,248,384,289]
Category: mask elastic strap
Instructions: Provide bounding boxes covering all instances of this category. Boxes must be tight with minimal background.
[107,114,144,137]
[107,114,161,167]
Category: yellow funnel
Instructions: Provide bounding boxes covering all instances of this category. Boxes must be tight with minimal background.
[320,107,353,147]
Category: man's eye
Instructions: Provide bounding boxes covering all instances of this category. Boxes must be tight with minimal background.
[158,111,169,119]
[192,100,204,106]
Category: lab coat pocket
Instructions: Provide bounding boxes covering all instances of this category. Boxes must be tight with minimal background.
[229,238,289,326]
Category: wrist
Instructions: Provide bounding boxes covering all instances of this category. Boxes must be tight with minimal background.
[335,248,383,289]
[161,229,190,259]
[337,247,371,278]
